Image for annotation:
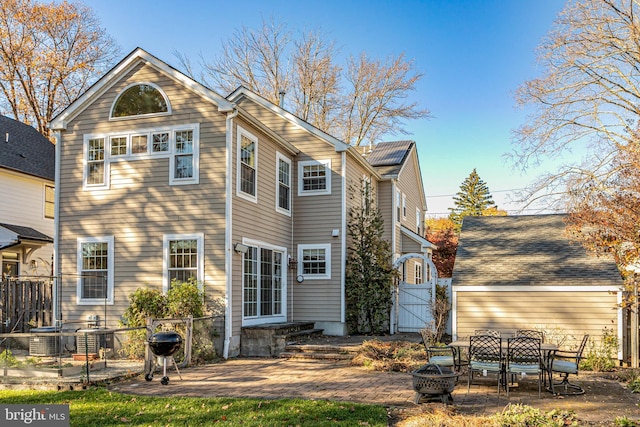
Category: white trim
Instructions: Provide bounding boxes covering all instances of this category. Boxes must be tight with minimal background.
[298,159,331,196]
[82,135,110,190]
[109,81,172,120]
[297,243,332,280]
[76,236,114,305]
[223,109,238,359]
[43,183,54,220]
[275,152,291,216]
[395,189,401,223]
[416,208,421,234]
[452,285,622,292]
[50,48,233,130]
[169,124,200,185]
[241,238,288,326]
[402,193,407,219]
[162,233,205,293]
[236,126,258,203]
[227,87,349,152]
[341,153,347,324]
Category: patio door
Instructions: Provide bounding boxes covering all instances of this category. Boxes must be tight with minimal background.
[242,243,286,325]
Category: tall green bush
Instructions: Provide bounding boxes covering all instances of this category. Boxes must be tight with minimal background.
[120,278,208,359]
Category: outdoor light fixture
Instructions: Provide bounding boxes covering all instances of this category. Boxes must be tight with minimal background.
[234,243,249,254]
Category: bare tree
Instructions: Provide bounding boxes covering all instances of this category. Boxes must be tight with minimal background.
[178,18,429,146]
[291,31,341,131]
[0,0,120,139]
[198,18,291,105]
[340,53,428,146]
[511,0,640,208]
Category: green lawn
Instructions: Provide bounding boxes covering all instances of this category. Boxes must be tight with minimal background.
[0,388,388,426]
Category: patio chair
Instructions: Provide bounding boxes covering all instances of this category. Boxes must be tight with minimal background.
[474,329,501,338]
[548,334,589,395]
[516,329,545,343]
[505,336,543,397]
[467,335,503,394]
[425,345,457,370]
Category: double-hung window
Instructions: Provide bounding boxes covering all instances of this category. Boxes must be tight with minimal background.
[237,126,257,201]
[86,137,107,188]
[276,152,291,214]
[44,185,54,219]
[172,130,195,181]
[77,236,114,304]
[298,244,331,280]
[163,233,203,292]
[298,160,331,196]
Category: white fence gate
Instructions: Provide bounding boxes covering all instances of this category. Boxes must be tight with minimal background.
[397,281,433,332]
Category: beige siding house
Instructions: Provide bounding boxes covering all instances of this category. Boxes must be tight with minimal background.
[0,116,55,280]
[452,214,624,359]
[50,48,433,357]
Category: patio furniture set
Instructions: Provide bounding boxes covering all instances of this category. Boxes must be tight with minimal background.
[414,329,589,403]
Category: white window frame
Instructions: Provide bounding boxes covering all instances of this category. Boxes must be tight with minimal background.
[297,243,331,280]
[298,159,331,196]
[170,125,200,185]
[241,238,288,326]
[416,208,421,234]
[415,262,423,284]
[83,136,109,190]
[275,152,291,215]
[236,126,258,202]
[396,190,401,222]
[162,233,204,294]
[76,236,114,305]
[402,193,407,219]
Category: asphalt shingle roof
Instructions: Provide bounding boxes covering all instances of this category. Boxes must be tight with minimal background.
[452,214,623,287]
[0,115,55,180]
[0,223,53,244]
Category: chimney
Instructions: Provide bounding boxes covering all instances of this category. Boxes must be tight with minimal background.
[279,90,286,109]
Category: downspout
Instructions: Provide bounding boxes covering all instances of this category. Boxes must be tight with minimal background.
[52,130,62,325]
[340,152,347,325]
[223,108,238,359]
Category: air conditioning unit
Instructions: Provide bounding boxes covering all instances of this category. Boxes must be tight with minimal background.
[29,326,60,356]
[76,329,113,354]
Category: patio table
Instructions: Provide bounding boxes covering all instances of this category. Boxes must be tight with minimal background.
[448,339,559,390]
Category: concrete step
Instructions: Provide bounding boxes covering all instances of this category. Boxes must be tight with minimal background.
[283,328,324,344]
[280,343,360,361]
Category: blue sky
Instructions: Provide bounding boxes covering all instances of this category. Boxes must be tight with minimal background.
[85,0,567,216]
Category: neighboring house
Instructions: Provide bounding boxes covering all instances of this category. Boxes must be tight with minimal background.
[0,115,55,279]
[49,48,432,357]
[451,214,624,359]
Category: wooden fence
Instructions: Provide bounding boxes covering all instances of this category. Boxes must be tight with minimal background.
[0,277,53,333]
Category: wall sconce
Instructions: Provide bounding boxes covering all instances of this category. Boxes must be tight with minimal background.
[331,229,340,237]
[234,243,249,254]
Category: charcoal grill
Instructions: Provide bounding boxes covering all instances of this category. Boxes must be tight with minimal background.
[145,331,183,385]
[411,364,457,404]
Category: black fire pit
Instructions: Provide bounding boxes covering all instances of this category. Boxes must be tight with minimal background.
[145,331,183,385]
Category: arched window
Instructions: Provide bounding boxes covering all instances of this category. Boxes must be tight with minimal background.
[111,83,170,118]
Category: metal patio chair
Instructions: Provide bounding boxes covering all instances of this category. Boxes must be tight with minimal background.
[516,329,545,343]
[474,329,501,338]
[505,336,543,397]
[548,334,589,395]
[467,335,503,394]
[425,345,457,370]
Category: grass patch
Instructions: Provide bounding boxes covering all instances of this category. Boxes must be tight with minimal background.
[0,388,388,426]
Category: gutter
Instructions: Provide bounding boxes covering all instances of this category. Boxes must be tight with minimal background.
[223,108,239,359]
[52,130,61,323]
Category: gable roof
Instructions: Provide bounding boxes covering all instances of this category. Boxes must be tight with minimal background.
[50,47,234,130]
[0,222,53,249]
[226,86,350,152]
[453,214,623,287]
[0,116,55,181]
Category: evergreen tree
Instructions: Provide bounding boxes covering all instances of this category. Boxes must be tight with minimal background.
[345,180,397,334]
[449,169,496,231]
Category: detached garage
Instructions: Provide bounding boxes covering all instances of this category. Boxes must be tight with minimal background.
[451,214,623,357]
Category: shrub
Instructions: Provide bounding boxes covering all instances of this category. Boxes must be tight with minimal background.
[581,327,618,372]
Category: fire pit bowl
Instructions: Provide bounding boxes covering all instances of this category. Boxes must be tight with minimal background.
[146,331,183,385]
[411,364,457,404]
